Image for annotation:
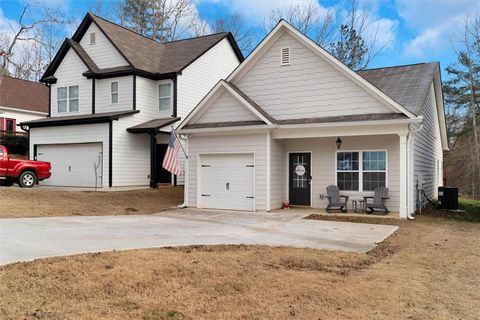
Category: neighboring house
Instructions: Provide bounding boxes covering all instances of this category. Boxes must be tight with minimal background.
[21,13,243,188]
[0,75,48,134]
[178,20,448,219]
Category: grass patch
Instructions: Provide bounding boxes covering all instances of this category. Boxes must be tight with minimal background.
[419,197,480,223]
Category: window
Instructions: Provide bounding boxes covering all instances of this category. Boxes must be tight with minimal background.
[337,152,359,191]
[111,82,118,104]
[90,32,96,44]
[57,85,79,113]
[362,151,386,191]
[281,47,290,65]
[6,119,15,131]
[336,151,387,191]
[158,82,172,111]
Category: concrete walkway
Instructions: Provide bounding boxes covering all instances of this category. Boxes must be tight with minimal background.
[0,209,398,265]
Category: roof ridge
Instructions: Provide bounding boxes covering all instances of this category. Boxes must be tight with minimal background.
[162,32,228,44]
[89,12,162,45]
[358,62,439,72]
[90,13,229,46]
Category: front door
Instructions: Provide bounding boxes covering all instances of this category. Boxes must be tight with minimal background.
[156,144,172,183]
[289,152,311,206]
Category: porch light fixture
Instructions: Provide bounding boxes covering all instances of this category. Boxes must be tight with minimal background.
[336,137,342,150]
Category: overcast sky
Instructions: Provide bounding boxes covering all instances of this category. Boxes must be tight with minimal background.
[2,0,480,78]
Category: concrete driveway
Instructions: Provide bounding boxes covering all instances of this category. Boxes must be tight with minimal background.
[0,209,398,265]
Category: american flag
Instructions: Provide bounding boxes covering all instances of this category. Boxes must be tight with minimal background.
[162,129,182,176]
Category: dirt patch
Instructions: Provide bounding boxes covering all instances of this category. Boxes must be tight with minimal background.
[0,187,183,218]
[1,216,479,319]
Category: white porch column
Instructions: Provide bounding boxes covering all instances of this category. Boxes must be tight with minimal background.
[399,133,408,218]
[266,131,271,211]
[408,134,415,215]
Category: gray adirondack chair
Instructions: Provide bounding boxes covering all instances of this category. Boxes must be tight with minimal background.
[364,186,389,214]
[326,185,349,213]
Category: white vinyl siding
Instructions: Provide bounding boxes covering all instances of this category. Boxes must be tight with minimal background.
[29,123,110,187]
[50,48,91,117]
[187,133,267,210]
[95,76,133,113]
[195,90,259,124]
[282,135,400,211]
[79,23,128,69]
[177,38,240,123]
[235,32,394,120]
[136,76,173,119]
[413,83,443,207]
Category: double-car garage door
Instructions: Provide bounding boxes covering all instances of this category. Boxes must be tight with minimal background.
[36,143,103,187]
[199,153,254,211]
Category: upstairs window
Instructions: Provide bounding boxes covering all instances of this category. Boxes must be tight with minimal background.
[158,82,172,111]
[281,47,290,65]
[90,32,96,44]
[6,119,15,131]
[57,85,79,113]
[111,81,119,104]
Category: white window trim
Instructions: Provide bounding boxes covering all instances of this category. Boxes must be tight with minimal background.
[335,149,388,192]
[158,80,173,112]
[111,81,119,104]
[90,32,96,45]
[57,85,80,113]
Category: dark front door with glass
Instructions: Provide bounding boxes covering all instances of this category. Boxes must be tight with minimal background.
[156,144,172,183]
[289,152,311,206]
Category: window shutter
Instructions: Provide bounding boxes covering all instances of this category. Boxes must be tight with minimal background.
[12,119,16,132]
[0,117,4,131]
[281,47,290,65]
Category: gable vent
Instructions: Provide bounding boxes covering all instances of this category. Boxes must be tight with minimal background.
[281,47,290,65]
[90,32,96,45]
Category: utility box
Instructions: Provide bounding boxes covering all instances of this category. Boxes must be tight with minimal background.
[438,187,458,210]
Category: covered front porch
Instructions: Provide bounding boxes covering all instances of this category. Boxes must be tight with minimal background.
[266,122,413,218]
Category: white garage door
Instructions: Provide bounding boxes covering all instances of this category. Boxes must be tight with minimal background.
[200,153,254,211]
[37,143,103,187]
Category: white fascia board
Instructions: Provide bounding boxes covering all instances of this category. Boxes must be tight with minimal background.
[433,67,449,151]
[278,117,423,130]
[0,106,48,116]
[178,124,273,135]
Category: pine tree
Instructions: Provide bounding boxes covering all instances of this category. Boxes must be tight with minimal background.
[330,24,368,70]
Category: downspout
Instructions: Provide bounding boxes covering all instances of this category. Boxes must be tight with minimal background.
[406,123,424,220]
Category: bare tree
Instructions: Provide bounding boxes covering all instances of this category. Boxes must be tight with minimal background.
[211,11,256,54]
[0,3,68,80]
[119,0,198,42]
[264,1,334,47]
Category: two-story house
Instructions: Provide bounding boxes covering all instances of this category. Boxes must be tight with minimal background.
[0,75,48,134]
[21,13,243,188]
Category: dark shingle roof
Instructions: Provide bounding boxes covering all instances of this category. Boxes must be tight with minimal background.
[127,117,180,133]
[41,13,243,82]
[358,62,439,116]
[20,110,138,127]
[0,76,49,113]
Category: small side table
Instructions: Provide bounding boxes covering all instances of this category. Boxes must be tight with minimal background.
[352,199,366,213]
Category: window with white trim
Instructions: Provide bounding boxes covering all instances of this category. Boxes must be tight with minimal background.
[57,85,79,113]
[111,81,118,104]
[158,82,172,111]
[336,151,387,191]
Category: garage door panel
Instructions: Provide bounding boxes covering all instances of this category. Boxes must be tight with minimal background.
[37,143,103,187]
[200,154,254,211]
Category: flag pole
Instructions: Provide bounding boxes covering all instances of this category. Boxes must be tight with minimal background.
[172,126,188,159]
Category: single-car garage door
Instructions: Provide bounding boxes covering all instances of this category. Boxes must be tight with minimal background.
[200,153,254,211]
[37,143,103,187]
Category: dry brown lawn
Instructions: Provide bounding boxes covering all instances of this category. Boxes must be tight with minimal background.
[0,187,184,218]
[1,215,479,320]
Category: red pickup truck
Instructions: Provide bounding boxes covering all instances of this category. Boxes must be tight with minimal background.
[0,145,51,188]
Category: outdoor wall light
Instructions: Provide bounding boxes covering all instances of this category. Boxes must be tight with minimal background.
[336,137,342,149]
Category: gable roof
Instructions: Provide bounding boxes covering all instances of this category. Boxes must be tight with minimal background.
[0,75,48,113]
[358,62,439,116]
[227,20,419,119]
[41,13,243,82]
